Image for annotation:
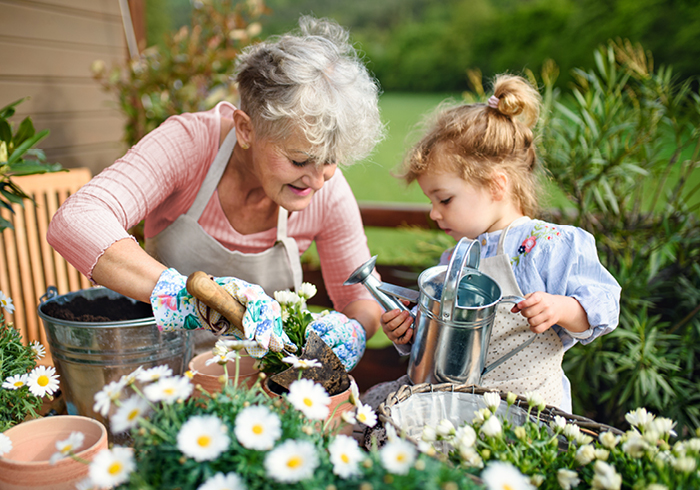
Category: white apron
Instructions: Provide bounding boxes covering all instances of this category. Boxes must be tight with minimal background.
[145,127,304,352]
[479,217,564,407]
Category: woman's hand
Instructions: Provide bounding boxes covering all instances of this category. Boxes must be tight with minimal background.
[305,311,366,371]
[381,308,414,344]
[150,269,295,357]
[511,292,590,334]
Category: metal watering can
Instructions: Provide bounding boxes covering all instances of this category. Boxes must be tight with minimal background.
[345,237,538,385]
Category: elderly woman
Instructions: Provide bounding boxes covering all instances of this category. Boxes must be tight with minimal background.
[47,16,384,371]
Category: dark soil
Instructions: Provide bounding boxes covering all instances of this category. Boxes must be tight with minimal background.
[41,296,153,323]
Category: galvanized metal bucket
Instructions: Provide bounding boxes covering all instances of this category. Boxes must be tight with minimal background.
[38,287,192,430]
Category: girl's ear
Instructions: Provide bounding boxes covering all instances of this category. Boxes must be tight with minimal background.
[491,172,509,201]
[233,109,254,148]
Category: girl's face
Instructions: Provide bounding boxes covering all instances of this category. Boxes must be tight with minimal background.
[417,170,502,240]
[251,133,337,212]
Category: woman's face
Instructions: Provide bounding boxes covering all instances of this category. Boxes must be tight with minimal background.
[251,133,337,212]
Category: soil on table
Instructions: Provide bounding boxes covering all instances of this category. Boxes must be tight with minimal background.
[41,296,153,322]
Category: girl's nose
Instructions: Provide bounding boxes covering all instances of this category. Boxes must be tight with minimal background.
[429,205,442,221]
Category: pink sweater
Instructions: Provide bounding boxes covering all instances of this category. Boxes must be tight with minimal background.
[47,102,374,311]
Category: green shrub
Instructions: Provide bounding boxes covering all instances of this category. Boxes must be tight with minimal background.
[534,40,700,434]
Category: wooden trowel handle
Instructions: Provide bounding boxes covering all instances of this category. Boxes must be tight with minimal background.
[186,271,245,330]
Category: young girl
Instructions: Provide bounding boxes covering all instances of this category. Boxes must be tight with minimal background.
[381,74,621,412]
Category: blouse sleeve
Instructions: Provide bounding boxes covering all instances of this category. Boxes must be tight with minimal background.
[47,112,218,280]
[313,171,377,312]
[517,225,621,348]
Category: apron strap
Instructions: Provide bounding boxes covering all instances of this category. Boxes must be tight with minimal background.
[497,216,531,255]
[186,128,238,220]
[276,207,303,292]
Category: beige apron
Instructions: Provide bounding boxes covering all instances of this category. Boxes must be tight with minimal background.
[479,217,564,407]
[145,127,303,352]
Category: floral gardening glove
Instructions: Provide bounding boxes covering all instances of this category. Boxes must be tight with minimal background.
[150,268,295,358]
[305,310,366,371]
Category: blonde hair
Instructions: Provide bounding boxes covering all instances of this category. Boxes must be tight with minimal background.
[400,74,542,216]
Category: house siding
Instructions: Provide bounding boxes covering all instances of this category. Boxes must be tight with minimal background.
[0,0,132,175]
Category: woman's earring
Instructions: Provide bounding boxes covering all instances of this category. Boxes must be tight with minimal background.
[240,142,249,150]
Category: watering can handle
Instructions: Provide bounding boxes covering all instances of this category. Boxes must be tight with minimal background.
[441,237,481,322]
[186,271,246,330]
[480,295,538,377]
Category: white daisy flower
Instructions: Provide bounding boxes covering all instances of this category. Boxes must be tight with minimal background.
[197,472,247,490]
[563,424,581,441]
[590,460,621,490]
[379,438,416,475]
[119,366,144,386]
[557,468,580,490]
[74,477,95,490]
[480,415,502,438]
[26,365,59,397]
[348,378,361,407]
[49,431,84,464]
[421,425,437,443]
[550,415,567,432]
[622,432,648,458]
[264,439,318,483]
[281,355,322,370]
[177,415,230,462]
[287,379,330,420]
[672,456,697,473]
[93,380,126,417]
[524,391,545,410]
[220,339,258,352]
[298,283,317,300]
[0,291,14,314]
[0,432,12,456]
[274,290,301,306]
[111,395,150,434]
[385,423,398,442]
[625,407,654,430]
[355,403,377,428]
[481,461,534,490]
[234,405,281,450]
[143,375,193,404]
[483,392,501,412]
[328,434,363,479]
[598,431,620,449]
[136,365,173,383]
[458,446,483,469]
[436,419,456,438]
[88,446,135,488]
[651,417,677,437]
[576,433,594,446]
[455,425,477,448]
[341,411,356,425]
[206,351,240,366]
[30,340,46,359]
[3,373,28,390]
[575,444,595,466]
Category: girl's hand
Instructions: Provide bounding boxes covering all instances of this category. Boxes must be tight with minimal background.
[511,292,589,334]
[381,309,414,344]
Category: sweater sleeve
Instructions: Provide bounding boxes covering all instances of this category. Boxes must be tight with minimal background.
[313,171,377,312]
[47,111,220,280]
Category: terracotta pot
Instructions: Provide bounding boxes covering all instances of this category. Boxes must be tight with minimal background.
[263,376,356,435]
[0,415,108,490]
[189,351,259,396]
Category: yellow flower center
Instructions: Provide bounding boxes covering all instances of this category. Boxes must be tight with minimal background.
[303,397,313,407]
[252,424,263,435]
[37,375,49,387]
[197,435,211,448]
[341,453,350,464]
[287,455,303,469]
[396,453,406,463]
[503,486,514,490]
[63,444,73,453]
[357,413,366,423]
[128,409,140,421]
[13,381,24,387]
[164,387,175,395]
[108,462,123,475]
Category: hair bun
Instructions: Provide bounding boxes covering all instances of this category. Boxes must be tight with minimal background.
[491,75,540,128]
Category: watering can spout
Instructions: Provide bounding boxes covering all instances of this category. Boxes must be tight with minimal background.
[344,256,413,314]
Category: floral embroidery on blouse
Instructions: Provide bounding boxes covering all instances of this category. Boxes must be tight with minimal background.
[511,221,562,266]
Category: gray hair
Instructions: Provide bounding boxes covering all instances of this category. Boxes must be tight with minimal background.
[234,16,385,166]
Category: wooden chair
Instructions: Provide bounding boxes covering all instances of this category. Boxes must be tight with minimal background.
[0,168,92,363]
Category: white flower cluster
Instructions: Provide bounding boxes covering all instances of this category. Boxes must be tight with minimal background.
[2,364,59,398]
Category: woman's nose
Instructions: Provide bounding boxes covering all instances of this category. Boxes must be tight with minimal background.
[304,164,336,190]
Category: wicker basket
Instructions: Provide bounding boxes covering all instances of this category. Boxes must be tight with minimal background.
[370,382,622,449]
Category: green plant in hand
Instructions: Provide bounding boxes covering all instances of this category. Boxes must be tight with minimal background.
[0,292,59,432]
[0,98,63,231]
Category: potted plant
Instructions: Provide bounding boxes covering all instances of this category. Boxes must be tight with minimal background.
[73,350,480,489]
[0,292,109,490]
